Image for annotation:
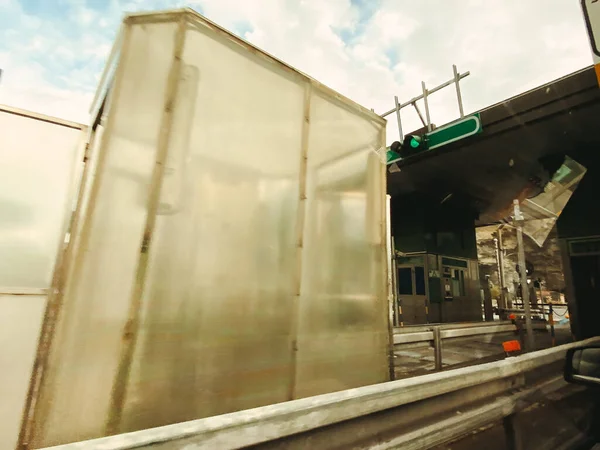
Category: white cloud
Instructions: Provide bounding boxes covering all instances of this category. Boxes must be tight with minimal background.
[192,0,592,142]
[0,0,593,140]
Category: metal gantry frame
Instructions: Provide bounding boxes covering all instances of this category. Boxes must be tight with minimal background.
[380,65,470,142]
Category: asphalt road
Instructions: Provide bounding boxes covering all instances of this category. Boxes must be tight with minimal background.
[391,322,599,449]
[431,386,599,450]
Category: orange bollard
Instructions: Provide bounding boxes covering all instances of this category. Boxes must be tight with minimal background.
[503,340,522,357]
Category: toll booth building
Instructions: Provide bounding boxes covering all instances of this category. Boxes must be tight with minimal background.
[390,193,481,325]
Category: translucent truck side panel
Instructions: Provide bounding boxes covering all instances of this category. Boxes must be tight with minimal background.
[0,294,46,450]
[30,22,180,446]
[295,92,388,397]
[120,21,306,430]
[0,109,83,289]
[0,107,84,450]
[28,11,389,447]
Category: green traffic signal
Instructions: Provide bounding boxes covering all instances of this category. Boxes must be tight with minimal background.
[404,134,422,150]
[386,141,402,164]
[400,134,425,158]
[386,135,427,165]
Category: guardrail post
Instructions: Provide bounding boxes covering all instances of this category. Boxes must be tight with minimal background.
[503,414,524,450]
[512,316,526,351]
[433,326,443,371]
[549,303,555,347]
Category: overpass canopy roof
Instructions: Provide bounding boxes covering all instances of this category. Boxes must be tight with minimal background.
[388,66,600,228]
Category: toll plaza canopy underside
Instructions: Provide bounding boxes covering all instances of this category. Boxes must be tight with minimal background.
[388,66,600,226]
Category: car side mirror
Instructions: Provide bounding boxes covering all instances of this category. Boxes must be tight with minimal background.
[564,345,600,387]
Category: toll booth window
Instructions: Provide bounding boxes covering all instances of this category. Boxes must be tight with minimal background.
[398,268,413,295]
[397,255,425,266]
[451,269,465,296]
[414,266,426,295]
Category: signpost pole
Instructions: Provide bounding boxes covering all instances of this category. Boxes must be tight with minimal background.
[497,225,510,313]
[453,64,464,118]
[514,200,535,351]
[421,81,432,132]
[394,95,403,142]
[494,234,506,316]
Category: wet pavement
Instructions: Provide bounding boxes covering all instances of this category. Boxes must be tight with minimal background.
[391,322,597,449]
[431,386,598,450]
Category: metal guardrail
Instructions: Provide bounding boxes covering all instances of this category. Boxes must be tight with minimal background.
[393,321,516,344]
[503,302,570,347]
[394,320,515,332]
[393,321,518,370]
[41,337,600,450]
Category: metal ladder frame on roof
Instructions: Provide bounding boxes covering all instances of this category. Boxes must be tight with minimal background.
[378,64,470,143]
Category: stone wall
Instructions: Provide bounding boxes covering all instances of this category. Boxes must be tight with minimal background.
[476,225,565,301]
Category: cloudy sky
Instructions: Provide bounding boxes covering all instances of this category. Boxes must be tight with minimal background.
[0,0,594,141]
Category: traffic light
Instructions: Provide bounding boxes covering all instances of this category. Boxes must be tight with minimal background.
[516,261,534,277]
[386,141,402,164]
[386,134,428,165]
[404,134,423,151]
[397,134,427,158]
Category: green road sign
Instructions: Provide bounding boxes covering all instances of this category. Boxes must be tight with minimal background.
[426,113,482,150]
[386,114,482,166]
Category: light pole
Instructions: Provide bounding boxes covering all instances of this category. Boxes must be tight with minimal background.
[494,225,509,315]
[513,200,535,351]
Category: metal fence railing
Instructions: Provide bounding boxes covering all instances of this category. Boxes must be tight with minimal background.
[393,321,518,370]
